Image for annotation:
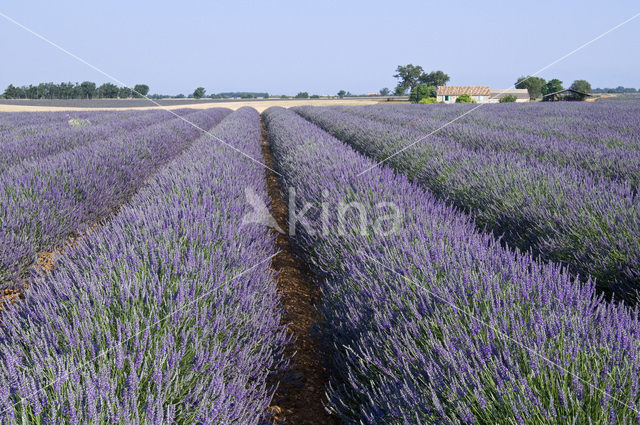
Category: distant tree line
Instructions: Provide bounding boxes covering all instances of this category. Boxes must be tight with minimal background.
[195,91,328,99]
[2,82,406,102]
[172,91,270,99]
[210,91,269,99]
[337,90,392,98]
[2,82,150,99]
[1,83,282,101]
[591,86,638,94]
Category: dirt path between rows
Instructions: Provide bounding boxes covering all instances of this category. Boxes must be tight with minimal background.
[261,119,340,425]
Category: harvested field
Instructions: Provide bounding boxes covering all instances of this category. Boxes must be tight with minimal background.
[0,98,384,113]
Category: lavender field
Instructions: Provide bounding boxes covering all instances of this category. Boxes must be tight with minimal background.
[0,101,639,424]
[295,101,640,303]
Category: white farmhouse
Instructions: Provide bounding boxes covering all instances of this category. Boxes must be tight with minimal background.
[436,86,490,103]
[436,86,530,103]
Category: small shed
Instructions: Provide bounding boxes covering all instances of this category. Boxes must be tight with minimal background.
[542,89,592,101]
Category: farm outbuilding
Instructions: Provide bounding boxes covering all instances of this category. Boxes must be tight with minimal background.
[488,88,530,103]
[542,89,592,101]
[437,86,491,103]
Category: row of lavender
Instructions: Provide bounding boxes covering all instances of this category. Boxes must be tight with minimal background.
[0,108,230,287]
[342,103,640,187]
[0,109,184,172]
[1,110,141,135]
[294,105,640,302]
[0,111,148,151]
[0,108,287,423]
[0,111,102,133]
[264,106,640,424]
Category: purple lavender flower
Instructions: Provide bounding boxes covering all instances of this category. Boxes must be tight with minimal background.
[0,107,288,423]
[264,106,640,424]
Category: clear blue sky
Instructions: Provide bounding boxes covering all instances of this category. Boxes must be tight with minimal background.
[1,1,638,95]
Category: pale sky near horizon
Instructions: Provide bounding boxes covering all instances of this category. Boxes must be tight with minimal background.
[0,1,638,95]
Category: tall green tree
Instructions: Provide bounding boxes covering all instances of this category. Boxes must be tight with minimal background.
[393,64,424,94]
[192,87,206,99]
[39,83,61,99]
[545,79,564,95]
[37,83,48,99]
[570,79,591,94]
[24,85,38,99]
[97,83,119,98]
[337,90,346,99]
[59,82,75,99]
[80,81,97,99]
[3,84,24,99]
[118,86,133,98]
[409,84,436,103]
[515,76,547,99]
[379,87,390,96]
[419,70,450,87]
[133,84,150,98]
[295,92,309,98]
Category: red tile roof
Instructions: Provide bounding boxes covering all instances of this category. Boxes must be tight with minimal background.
[437,86,491,96]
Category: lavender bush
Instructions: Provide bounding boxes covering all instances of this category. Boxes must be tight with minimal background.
[343,103,640,187]
[264,106,640,424]
[345,101,640,150]
[0,107,288,424]
[0,110,193,172]
[0,108,230,287]
[0,111,144,148]
[294,105,640,302]
[0,109,188,172]
[0,111,97,134]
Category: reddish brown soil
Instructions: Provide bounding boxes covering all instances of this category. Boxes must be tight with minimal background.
[0,288,21,309]
[261,120,340,425]
[35,223,98,274]
[0,222,99,309]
